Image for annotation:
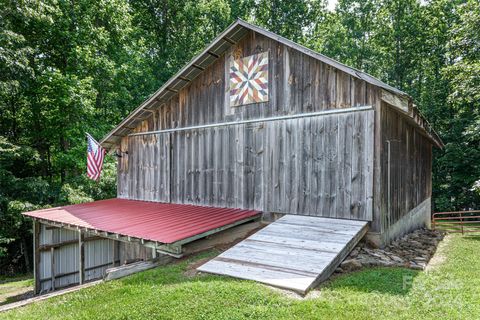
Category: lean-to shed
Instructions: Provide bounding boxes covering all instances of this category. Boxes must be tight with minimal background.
[23,19,443,294]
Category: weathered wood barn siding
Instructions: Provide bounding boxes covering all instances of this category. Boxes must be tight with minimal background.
[117,31,379,133]
[121,111,374,220]
[165,31,379,127]
[378,103,432,232]
[116,30,379,221]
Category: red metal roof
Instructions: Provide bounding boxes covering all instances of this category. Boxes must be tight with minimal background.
[23,199,260,244]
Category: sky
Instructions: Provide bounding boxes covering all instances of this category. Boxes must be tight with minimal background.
[327,0,338,11]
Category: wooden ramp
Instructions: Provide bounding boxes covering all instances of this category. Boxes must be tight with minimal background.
[197,215,368,294]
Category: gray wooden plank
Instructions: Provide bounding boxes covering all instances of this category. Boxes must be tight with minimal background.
[217,247,335,274]
[243,236,349,253]
[125,109,375,222]
[198,259,315,293]
[230,241,339,261]
[278,215,367,227]
[259,227,360,244]
[267,217,366,233]
[272,220,367,235]
[337,114,346,218]
[198,215,369,294]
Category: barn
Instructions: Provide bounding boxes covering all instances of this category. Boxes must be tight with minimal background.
[23,19,443,295]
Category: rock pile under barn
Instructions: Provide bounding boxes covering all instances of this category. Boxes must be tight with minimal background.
[338,228,445,273]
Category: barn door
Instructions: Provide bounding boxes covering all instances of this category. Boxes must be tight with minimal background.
[122,109,373,221]
[261,110,374,221]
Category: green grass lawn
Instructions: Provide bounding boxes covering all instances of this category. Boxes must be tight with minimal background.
[3,234,480,320]
[0,275,33,306]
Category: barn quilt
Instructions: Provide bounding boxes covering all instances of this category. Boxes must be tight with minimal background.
[229,52,269,107]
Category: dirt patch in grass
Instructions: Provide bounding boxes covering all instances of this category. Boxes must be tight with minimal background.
[426,234,452,271]
[183,258,212,277]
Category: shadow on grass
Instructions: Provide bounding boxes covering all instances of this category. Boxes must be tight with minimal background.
[119,264,241,288]
[119,250,241,287]
[462,235,480,241]
[325,267,421,296]
[0,290,34,306]
[0,274,33,285]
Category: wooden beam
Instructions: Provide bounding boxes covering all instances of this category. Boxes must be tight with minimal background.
[381,89,409,113]
[50,247,55,291]
[165,87,178,93]
[39,261,121,283]
[104,258,172,281]
[33,215,260,257]
[0,280,103,313]
[78,231,85,285]
[223,36,236,44]
[178,76,191,82]
[33,220,41,295]
[34,219,158,250]
[112,240,119,267]
[39,236,103,252]
[192,64,205,71]
[207,51,220,58]
[129,106,373,138]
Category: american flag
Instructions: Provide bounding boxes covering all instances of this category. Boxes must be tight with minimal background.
[86,133,105,181]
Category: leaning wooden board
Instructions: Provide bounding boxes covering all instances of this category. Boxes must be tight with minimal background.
[197,215,368,294]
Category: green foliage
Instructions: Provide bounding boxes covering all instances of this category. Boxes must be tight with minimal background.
[433,0,480,210]
[251,0,327,43]
[0,135,116,272]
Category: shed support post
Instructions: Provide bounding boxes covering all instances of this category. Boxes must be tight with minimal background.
[112,240,119,267]
[33,220,41,295]
[78,230,85,285]
[50,247,55,291]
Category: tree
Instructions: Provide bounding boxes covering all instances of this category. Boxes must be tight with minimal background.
[311,0,379,73]
[436,0,480,210]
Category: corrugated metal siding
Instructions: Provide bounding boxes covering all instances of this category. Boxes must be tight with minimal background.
[38,224,114,292]
[85,239,114,281]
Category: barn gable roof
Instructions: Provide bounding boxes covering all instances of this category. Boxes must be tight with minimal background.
[100,19,443,149]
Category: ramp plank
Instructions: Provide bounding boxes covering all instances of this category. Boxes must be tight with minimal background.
[198,215,368,294]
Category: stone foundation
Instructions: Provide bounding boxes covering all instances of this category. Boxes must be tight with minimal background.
[337,228,444,273]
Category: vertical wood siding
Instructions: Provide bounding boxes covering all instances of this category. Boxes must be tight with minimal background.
[378,104,433,231]
[118,110,374,221]
[118,31,378,135]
